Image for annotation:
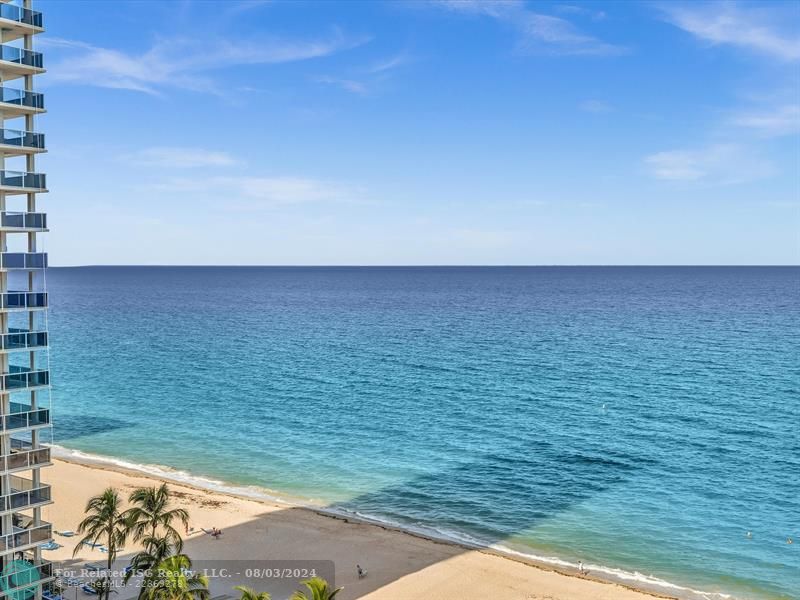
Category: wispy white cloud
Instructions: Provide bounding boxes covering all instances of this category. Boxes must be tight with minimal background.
[226,0,272,15]
[554,4,606,21]
[313,75,369,95]
[579,99,612,113]
[153,175,365,207]
[124,147,238,168]
[366,52,412,74]
[731,104,800,137]
[644,143,775,184]
[43,30,369,95]
[660,2,800,61]
[314,51,411,95]
[434,0,625,56]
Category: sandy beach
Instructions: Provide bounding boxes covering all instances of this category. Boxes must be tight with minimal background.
[40,457,675,600]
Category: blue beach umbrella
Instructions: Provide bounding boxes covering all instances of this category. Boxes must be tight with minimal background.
[0,560,41,600]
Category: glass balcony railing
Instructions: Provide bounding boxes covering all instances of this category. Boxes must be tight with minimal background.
[0,522,52,552]
[0,211,46,230]
[0,128,44,150]
[0,86,43,109]
[0,170,45,189]
[1,403,50,432]
[0,291,48,310]
[0,3,43,28]
[1,563,54,600]
[1,366,49,392]
[1,439,50,472]
[0,560,54,599]
[0,328,48,351]
[0,252,47,270]
[0,45,42,68]
[0,476,52,512]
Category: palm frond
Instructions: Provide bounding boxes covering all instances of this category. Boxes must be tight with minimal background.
[290,577,342,600]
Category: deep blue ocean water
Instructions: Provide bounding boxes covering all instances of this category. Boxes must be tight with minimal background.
[44,267,798,599]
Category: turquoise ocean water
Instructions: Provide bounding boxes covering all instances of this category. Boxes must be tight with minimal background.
[44,267,798,599]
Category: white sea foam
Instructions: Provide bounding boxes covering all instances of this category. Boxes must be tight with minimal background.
[50,445,735,600]
[491,545,733,600]
[325,506,734,600]
[49,445,306,507]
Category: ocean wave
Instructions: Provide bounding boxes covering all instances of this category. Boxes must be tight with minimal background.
[322,505,733,600]
[491,545,733,600]
[49,445,310,507]
[49,444,734,600]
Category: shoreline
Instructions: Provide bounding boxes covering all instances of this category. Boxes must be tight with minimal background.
[46,446,733,600]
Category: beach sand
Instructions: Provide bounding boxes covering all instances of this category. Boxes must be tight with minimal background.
[42,458,674,600]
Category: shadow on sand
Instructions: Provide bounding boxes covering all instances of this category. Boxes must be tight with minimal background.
[50,445,647,600]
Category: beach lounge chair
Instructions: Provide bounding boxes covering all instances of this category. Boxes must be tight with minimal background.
[81,584,98,595]
[40,541,62,551]
[42,592,63,600]
[84,564,103,572]
[56,530,76,537]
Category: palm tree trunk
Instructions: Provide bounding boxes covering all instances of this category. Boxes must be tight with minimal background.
[105,524,114,600]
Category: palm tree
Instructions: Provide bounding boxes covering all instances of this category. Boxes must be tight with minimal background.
[124,484,189,551]
[124,535,179,583]
[234,586,271,600]
[289,577,342,600]
[74,488,129,600]
[140,554,209,600]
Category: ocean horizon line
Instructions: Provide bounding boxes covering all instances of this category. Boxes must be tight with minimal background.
[46,264,800,269]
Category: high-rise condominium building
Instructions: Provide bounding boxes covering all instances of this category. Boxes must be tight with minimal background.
[0,1,54,598]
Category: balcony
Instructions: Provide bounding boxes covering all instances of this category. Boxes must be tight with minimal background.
[0,291,48,312]
[0,475,52,513]
[0,516,52,555]
[0,439,51,472]
[0,86,44,117]
[0,45,43,80]
[0,328,48,353]
[0,558,54,598]
[0,252,47,271]
[0,366,49,392]
[0,211,47,231]
[0,404,50,433]
[0,170,46,193]
[0,128,45,156]
[0,3,43,43]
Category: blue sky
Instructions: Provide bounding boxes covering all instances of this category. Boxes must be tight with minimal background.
[33,0,800,265]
